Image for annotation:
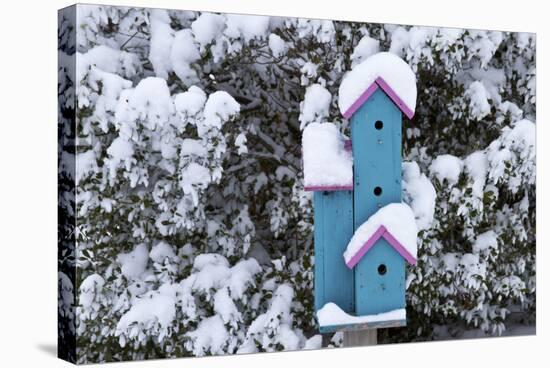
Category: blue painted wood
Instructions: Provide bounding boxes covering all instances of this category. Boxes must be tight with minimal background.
[351,88,402,229]
[314,190,354,314]
[355,238,406,315]
[350,88,404,316]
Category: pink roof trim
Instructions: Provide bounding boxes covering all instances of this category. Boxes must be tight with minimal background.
[304,184,353,192]
[345,225,417,269]
[342,76,415,120]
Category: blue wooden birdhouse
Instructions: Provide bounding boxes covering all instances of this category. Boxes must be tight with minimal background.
[303,52,419,332]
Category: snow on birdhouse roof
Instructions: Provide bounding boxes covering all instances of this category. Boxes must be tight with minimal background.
[338,52,417,120]
[344,203,418,268]
[302,123,353,191]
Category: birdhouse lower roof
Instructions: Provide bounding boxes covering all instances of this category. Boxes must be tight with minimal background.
[344,203,418,268]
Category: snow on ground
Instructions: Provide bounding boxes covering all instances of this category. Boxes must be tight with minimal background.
[429,154,463,185]
[402,162,436,230]
[338,52,417,117]
[302,122,353,189]
[299,84,332,129]
[343,203,418,264]
[317,302,405,327]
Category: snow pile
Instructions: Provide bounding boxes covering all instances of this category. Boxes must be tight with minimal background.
[116,284,177,345]
[338,52,417,117]
[79,274,105,309]
[224,14,270,42]
[473,230,499,254]
[429,154,463,185]
[185,315,228,356]
[115,77,175,133]
[170,29,201,84]
[464,151,488,197]
[105,137,135,183]
[117,244,149,279]
[149,241,177,264]
[402,162,436,230]
[317,302,405,327]
[350,35,380,66]
[149,9,175,79]
[174,86,207,120]
[191,13,225,47]
[299,84,332,129]
[466,81,491,121]
[486,119,535,193]
[268,34,287,57]
[201,91,240,132]
[239,284,301,353]
[302,123,353,189]
[344,203,418,264]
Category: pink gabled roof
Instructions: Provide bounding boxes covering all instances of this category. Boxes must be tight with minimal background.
[342,76,415,120]
[345,225,417,269]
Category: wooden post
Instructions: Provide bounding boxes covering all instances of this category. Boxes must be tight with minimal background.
[344,329,377,347]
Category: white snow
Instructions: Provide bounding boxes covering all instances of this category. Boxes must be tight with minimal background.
[338,52,417,117]
[473,230,498,254]
[115,77,174,134]
[117,243,149,279]
[465,151,488,197]
[343,203,418,264]
[149,9,174,79]
[202,91,240,131]
[180,138,208,157]
[317,302,406,327]
[191,13,225,47]
[224,14,270,42]
[430,154,464,185]
[174,86,207,120]
[304,335,323,350]
[170,29,200,84]
[466,81,491,120]
[351,35,380,66]
[106,137,135,182]
[79,274,105,308]
[299,84,332,129]
[185,315,228,356]
[402,162,436,230]
[268,34,287,57]
[302,123,353,189]
[116,287,177,335]
[149,241,177,263]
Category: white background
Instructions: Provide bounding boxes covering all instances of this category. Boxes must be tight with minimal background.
[0,0,547,367]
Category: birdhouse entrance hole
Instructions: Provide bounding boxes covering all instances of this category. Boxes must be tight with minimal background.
[374,120,384,130]
[377,264,387,275]
[374,186,382,196]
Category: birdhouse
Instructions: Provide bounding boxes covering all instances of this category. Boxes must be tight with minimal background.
[303,52,419,332]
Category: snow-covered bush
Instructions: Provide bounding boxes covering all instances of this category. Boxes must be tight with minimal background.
[58,5,535,363]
